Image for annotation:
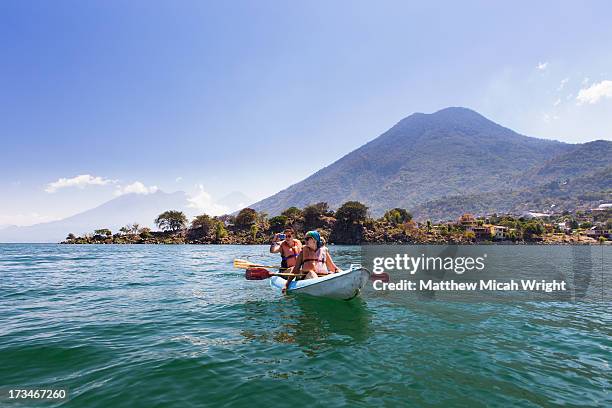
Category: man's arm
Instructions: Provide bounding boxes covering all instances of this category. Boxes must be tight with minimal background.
[269,234,281,253]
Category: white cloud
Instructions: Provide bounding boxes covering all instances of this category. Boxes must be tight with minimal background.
[187,185,229,216]
[557,77,569,91]
[114,181,159,196]
[576,80,612,105]
[537,62,548,71]
[582,77,590,85]
[175,177,183,182]
[45,174,115,193]
[553,98,561,107]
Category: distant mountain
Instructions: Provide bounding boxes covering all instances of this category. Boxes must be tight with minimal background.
[519,140,612,185]
[250,107,582,216]
[0,191,193,243]
[413,142,612,221]
[412,167,611,221]
[217,191,251,212]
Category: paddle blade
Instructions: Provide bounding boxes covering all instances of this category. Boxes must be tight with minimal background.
[234,258,254,269]
[370,272,390,283]
[245,268,272,280]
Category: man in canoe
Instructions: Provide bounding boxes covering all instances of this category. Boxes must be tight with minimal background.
[270,227,302,270]
[283,230,340,293]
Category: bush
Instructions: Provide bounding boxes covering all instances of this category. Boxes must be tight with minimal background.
[383,208,412,225]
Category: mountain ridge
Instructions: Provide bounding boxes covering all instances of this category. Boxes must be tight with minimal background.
[249,107,609,218]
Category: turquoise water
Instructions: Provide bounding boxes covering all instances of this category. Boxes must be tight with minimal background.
[0,244,610,407]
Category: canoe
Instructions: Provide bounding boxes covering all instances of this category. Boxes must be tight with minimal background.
[270,266,370,300]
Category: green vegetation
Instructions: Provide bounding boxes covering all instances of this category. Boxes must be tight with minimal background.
[155,211,187,232]
[383,208,412,225]
[235,208,258,230]
[62,202,610,245]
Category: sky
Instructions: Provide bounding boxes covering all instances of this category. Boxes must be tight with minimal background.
[1,0,611,226]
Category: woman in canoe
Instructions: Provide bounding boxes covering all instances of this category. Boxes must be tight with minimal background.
[269,227,302,270]
[283,230,340,293]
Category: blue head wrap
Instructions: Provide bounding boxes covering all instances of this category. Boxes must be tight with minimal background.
[305,230,322,248]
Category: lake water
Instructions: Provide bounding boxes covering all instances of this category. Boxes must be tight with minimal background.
[0,244,610,407]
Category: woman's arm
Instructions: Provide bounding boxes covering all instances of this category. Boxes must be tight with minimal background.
[326,252,340,273]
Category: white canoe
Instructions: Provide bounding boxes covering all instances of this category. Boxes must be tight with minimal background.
[270,266,370,300]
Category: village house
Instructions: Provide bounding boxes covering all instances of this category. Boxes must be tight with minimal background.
[473,224,494,240]
[493,225,508,240]
[584,225,611,239]
[458,214,477,231]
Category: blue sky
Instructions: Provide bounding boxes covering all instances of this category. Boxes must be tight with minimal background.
[1,0,611,226]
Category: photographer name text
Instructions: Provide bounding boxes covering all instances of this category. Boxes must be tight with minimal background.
[373,279,567,292]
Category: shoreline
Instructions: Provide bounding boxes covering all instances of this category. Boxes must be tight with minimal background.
[58,204,611,247]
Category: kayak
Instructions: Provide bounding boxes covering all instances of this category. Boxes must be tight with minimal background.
[270,265,370,300]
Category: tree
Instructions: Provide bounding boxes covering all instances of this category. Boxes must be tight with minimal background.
[215,222,227,240]
[155,210,187,232]
[281,207,303,224]
[303,202,329,230]
[130,223,140,234]
[66,233,76,240]
[94,228,112,236]
[383,208,412,225]
[269,215,288,232]
[523,222,544,239]
[250,224,259,240]
[191,214,216,235]
[119,226,130,235]
[330,201,369,244]
[335,201,368,225]
[235,208,258,230]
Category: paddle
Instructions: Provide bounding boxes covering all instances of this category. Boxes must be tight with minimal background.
[234,258,290,270]
[245,268,305,280]
[235,258,390,282]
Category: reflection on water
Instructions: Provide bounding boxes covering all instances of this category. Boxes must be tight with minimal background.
[240,296,372,356]
[289,297,372,352]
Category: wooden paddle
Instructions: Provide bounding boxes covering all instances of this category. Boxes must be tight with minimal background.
[234,258,290,270]
[235,258,390,282]
[245,267,305,280]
